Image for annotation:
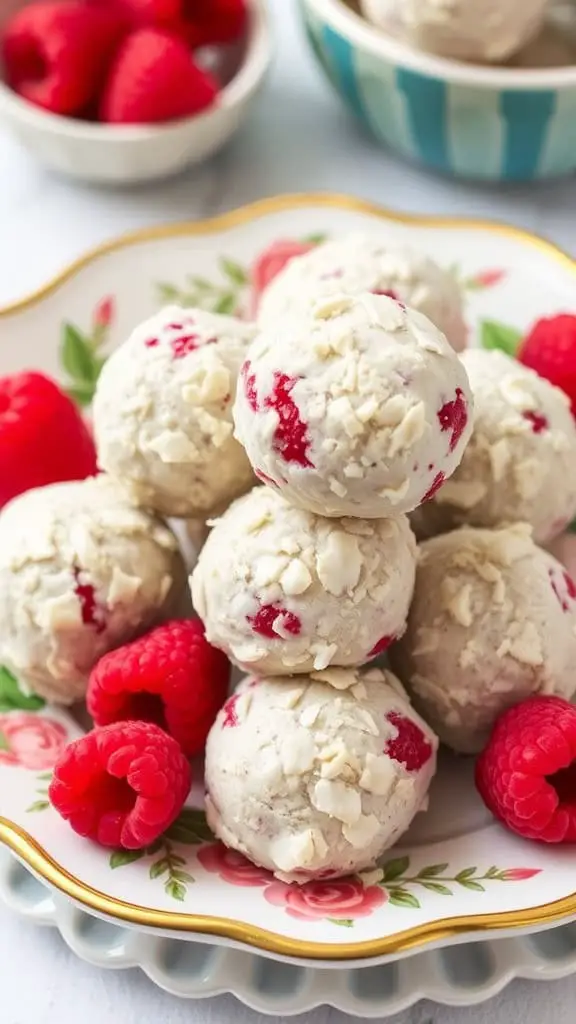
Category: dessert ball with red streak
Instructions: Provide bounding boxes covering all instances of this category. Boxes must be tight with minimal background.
[93,306,256,518]
[256,234,467,352]
[413,349,576,544]
[390,523,576,754]
[234,292,473,519]
[205,666,437,882]
[0,477,185,704]
[191,485,417,675]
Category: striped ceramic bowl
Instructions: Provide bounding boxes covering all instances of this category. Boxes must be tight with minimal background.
[300,0,576,182]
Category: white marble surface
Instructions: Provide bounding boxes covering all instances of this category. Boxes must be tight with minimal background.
[0,0,576,1020]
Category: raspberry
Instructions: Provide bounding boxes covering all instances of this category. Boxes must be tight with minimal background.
[95,0,181,29]
[247,603,302,639]
[178,0,248,47]
[99,27,219,124]
[0,373,97,510]
[264,372,313,468]
[2,2,126,116]
[518,315,576,417]
[384,712,433,772]
[49,721,191,849]
[87,620,230,757]
[437,388,468,453]
[251,239,314,316]
[221,692,240,727]
[475,696,576,844]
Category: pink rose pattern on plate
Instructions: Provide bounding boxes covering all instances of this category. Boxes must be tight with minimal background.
[264,878,387,924]
[0,713,67,771]
[196,843,541,923]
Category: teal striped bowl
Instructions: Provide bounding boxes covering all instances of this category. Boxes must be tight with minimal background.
[300,0,576,182]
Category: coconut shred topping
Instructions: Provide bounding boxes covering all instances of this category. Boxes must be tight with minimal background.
[391,523,576,753]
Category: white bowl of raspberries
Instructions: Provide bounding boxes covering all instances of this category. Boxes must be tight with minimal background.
[0,0,271,183]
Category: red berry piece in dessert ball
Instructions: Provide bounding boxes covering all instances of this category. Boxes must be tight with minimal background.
[234,293,473,519]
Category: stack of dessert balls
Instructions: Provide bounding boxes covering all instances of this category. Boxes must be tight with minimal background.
[2,233,576,882]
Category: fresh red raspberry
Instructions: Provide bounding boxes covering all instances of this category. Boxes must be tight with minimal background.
[0,372,97,510]
[177,0,248,47]
[49,721,191,849]
[2,2,126,116]
[437,388,468,453]
[518,315,576,417]
[87,620,230,757]
[94,0,181,29]
[384,712,433,772]
[475,696,576,844]
[99,27,219,124]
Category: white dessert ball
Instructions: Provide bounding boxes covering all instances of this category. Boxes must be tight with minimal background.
[233,292,473,519]
[93,306,257,518]
[390,524,576,754]
[257,233,467,351]
[205,666,438,882]
[413,349,576,543]
[191,485,417,674]
[0,477,185,704]
[361,0,547,63]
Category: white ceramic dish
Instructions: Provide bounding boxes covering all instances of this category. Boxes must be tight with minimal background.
[0,194,575,969]
[0,0,271,184]
[3,848,576,1015]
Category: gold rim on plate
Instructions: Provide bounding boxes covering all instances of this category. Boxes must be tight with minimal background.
[0,192,575,961]
[0,191,575,318]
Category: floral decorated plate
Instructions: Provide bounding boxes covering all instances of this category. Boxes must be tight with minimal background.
[0,193,575,969]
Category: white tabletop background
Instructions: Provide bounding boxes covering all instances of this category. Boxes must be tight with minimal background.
[0,0,575,1020]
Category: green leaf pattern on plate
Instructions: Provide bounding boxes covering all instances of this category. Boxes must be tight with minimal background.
[108,807,215,903]
[0,666,45,713]
[59,296,115,408]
